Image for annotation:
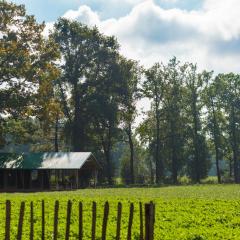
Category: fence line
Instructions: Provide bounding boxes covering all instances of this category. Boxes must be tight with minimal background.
[5,200,11,240]
[4,200,155,240]
[127,203,134,240]
[116,202,122,240]
[53,200,59,240]
[16,201,25,240]
[92,201,97,240]
[65,200,72,240]
[79,202,83,240]
[101,201,109,240]
[42,200,45,240]
[140,202,144,240]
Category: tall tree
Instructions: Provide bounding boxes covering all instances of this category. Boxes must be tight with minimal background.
[0,1,60,117]
[163,57,186,184]
[52,18,99,151]
[217,73,240,183]
[203,72,226,183]
[136,111,157,184]
[88,52,126,185]
[184,64,210,183]
[143,63,166,183]
[0,1,60,150]
[120,58,142,184]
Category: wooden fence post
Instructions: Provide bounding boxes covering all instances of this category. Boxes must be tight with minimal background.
[116,202,122,240]
[42,200,45,240]
[91,201,96,240]
[79,202,83,240]
[150,201,155,238]
[145,202,155,240]
[101,201,109,240]
[17,201,25,240]
[139,202,143,240]
[127,203,134,240]
[53,200,59,240]
[5,200,11,240]
[30,201,34,240]
[65,200,72,240]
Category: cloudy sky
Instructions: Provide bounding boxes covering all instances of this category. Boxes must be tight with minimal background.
[11,0,240,73]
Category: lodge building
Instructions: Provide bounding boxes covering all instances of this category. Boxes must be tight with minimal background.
[0,152,101,191]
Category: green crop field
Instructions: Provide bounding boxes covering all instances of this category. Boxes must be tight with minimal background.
[1,185,240,239]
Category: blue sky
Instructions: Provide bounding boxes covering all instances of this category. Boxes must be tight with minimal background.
[9,0,240,75]
[11,0,203,22]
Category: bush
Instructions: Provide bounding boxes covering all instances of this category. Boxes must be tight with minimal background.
[201,176,218,184]
[178,176,192,185]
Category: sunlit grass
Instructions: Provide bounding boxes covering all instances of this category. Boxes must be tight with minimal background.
[0,185,240,239]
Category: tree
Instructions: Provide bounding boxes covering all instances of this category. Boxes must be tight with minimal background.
[88,53,126,185]
[136,111,157,184]
[0,1,60,150]
[52,18,101,151]
[120,138,149,184]
[53,18,129,183]
[142,63,167,183]
[217,73,240,183]
[184,64,210,183]
[120,58,142,184]
[163,57,186,184]
[203,72,226,183]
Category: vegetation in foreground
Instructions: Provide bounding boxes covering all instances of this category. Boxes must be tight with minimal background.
[1,185,240,239]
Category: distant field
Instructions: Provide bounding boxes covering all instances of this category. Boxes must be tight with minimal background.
[1,185,240,239]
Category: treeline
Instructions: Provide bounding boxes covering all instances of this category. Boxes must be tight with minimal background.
[1,2,240,185]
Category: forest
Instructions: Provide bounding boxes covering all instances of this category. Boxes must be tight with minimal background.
[1,1,240,185]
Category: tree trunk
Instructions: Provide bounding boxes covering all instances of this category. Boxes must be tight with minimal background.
[192,95,200,183]
[170,120,178,184]
[230,106,239,183]
[229,157,233,178]
[102,126,113,185]
[215,143,221,183]
[210,97,221,183]
[58,80,72,123]
[105,149,113,185]
[72,84,85,151]
[54,113,59,152]
[127,124,134,184]
[149,158,154,184]
[155,111,163,184]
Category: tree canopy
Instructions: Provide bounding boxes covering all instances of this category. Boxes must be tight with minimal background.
[1,1,240,185]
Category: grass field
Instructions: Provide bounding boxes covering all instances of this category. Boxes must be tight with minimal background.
[1,185,240,239]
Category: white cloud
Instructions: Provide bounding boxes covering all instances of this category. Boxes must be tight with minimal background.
[52,0,240,74]
[62,5,100,26]
[42,0,240,123]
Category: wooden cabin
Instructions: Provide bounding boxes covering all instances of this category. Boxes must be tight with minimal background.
[0,152,101,192]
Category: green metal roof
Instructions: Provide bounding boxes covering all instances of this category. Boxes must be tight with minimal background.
[0,152,100,169]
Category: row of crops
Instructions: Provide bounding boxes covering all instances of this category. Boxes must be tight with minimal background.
[0,185,240,239]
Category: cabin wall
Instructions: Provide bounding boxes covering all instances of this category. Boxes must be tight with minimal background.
[0,168,98,192]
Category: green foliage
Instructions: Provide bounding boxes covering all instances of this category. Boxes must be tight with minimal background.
[1,185,240,239]
[2,2,240,185]
[0,1,61,152]
[120,140,150,184]
[0,1,60,119]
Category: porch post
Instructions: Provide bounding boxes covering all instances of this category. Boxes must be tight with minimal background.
[16,170,18,189]
[94,169,98,188]
[22,170,25,189]
[76,169,79,189]
[30,170,32,189]
[3,170,7,189]
[41,170,44,190]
